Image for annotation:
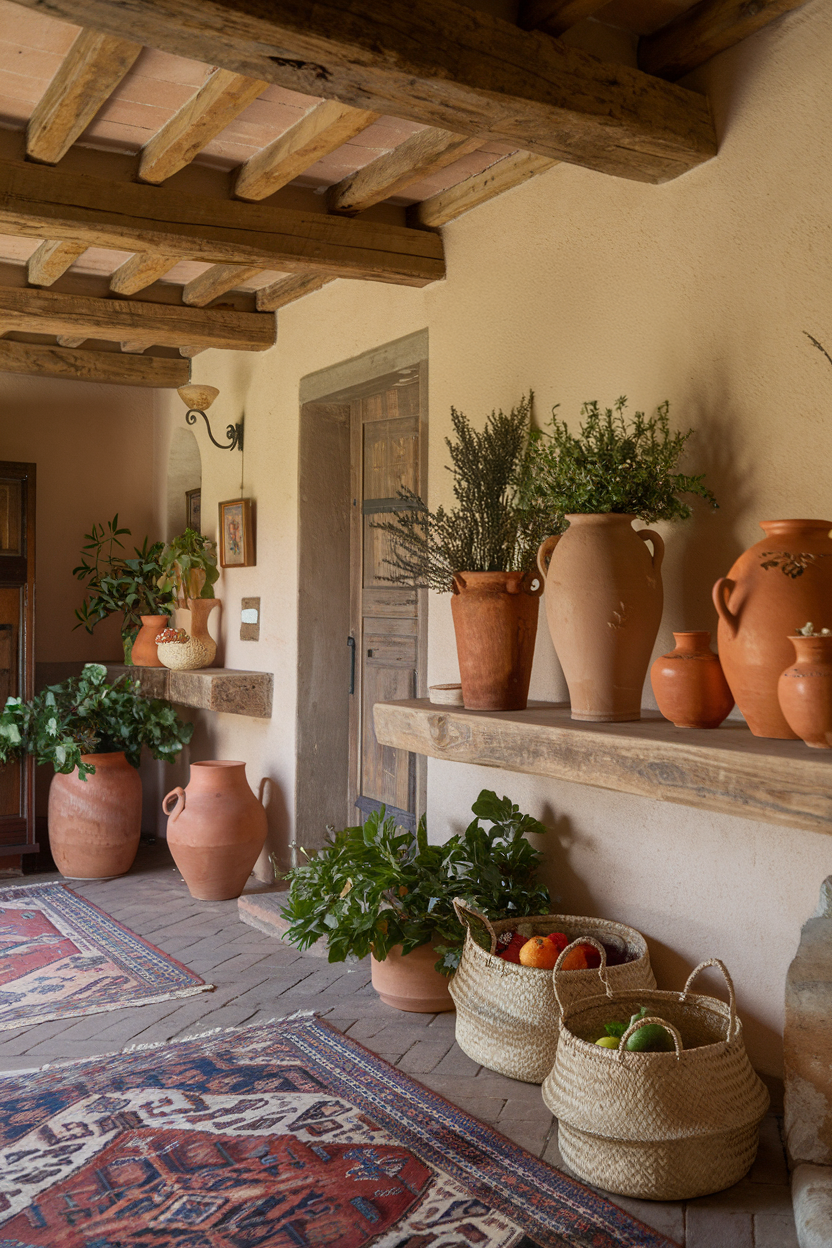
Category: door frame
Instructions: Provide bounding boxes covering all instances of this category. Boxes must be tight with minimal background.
[0,460,36,858]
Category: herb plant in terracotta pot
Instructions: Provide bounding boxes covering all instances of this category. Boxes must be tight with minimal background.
[524,398,716,722]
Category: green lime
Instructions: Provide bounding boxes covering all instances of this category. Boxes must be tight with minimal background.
[625,1022,675,1053]
[595,1035,620,1049]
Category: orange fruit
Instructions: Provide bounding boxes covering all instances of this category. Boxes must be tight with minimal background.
[518,936,559,969]
[560,942,602,971]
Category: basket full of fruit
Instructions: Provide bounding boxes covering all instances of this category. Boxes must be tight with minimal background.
[449,900,656,1084]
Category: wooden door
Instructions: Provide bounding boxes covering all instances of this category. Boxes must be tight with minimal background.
[350,370,426,830]
[0,463,36,859]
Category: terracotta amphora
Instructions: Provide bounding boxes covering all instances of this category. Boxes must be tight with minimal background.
[371,943,455,1012]
[538,514,664,722]
[48,751,142,879]
[131,615,169,667]
[163,760,267,901]
[450,570,542,711]
[650,631,734,729]
[713,520,832,739]
[777,635,832,748]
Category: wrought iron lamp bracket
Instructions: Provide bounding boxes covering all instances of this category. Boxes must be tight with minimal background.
[185,408,243,452]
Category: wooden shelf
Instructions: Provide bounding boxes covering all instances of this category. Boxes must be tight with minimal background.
[106,664,273,719]
[373,699,832,836]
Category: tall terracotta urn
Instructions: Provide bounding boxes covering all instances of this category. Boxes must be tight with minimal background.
[713,520,832,738]
[371,943,454,1012]
[537,514,664,722]
[49,751,142,879]
[163,760,267,900]
[450,571,542,711]
[777,634,832,748]
[131,615,169,667]
[650,631,734,729]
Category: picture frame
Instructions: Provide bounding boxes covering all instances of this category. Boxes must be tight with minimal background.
[185,487,201,533]
[218,497,255,568]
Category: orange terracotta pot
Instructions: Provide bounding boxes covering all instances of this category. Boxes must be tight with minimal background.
[48,751,142,879]
[713,520,832,739]
[777,635,832,749]
[450,571,541,711]
[650,631,734,729]
[131,615,169,667]
[538,514,664,722]
[370,943,455,1012]
[186,597,220,668]
[163,760,267,901]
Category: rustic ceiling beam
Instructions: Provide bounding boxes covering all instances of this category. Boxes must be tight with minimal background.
[255,272,335,312]
[638,0,809,80]
[327,129,485,216]
[109,253,180,295]
[120,340,147,352]
[138,67,268,184]
[182,264,263,307]
[0,157,444,286]
[234,100,379,201]
[0,286,275,351]
[27,28,143,166]
[8,0,717,184]
[0,339,189,386]
[56,334,87,347]
[518,0,610,37]
[27,239,87,287]
[408,152,559,228]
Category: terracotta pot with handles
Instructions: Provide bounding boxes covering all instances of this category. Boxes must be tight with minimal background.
[163,760,268,900]
[538,513,664,722]
[450,570,542,711]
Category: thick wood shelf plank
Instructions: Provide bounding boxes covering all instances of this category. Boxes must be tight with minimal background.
[373,699,832,836]
[106,664,272,718]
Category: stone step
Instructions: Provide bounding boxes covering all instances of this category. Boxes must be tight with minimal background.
[237,889,329,958]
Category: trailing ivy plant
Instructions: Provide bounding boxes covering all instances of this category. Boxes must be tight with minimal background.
[159,528,220,607]
[0,662,193,780]
[373,395,555,593]
[281,789,551,974]
[522,396,717,526]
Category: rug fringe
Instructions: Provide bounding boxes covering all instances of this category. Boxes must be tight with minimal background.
[0,982,215,1033]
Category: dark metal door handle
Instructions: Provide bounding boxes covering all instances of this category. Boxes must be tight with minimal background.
[347,636,356,695]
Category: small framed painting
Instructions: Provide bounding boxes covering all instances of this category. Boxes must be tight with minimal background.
[219,498,255,568]
[185,487,201,533]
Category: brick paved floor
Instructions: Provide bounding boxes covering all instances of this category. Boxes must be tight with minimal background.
[0,842,798,1247]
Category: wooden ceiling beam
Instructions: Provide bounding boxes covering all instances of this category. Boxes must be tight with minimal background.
[235,100,379,201]
[182,264,263,307]
[109,253,180,295]
[27,28,142,166]
[9,0,717,184]
[138,67,268,184]
[0,339,189,386]
[27,239,87,286]
[56,335,87,347]
[518,0,610,37]
[255,272,335,312]
[327,129,485,216]
[639,0,809,80]
[408,152,559,228]
[0,157,444,286]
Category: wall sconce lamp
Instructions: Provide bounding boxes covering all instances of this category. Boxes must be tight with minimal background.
[177,383,243,452]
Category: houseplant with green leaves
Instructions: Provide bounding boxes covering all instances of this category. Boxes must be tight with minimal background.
[159,529,220,606]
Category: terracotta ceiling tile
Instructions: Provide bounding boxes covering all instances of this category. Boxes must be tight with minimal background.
[0,1,79,54]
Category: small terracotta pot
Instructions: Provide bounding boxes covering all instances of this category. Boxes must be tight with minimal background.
[48,751,142,879]
[371,943,455,1012]
[163,760,267,900]
[650,631,734,729]
[131,615,169,667]
[778,635,832,748]
[450,570,542,711]
[186,598,220,668]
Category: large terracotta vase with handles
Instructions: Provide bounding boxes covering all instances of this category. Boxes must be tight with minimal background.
[537,513,664,722]
[49,751,142,879]
[712,519,832,738]
[450,570,542,711]
[163,760,267,900]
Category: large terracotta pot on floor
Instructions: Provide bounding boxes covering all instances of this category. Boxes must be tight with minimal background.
[371,943,455,1012]
[49,751,142,879]
[450,570,542,711]
[131,614,169,667]
[538,514,664,722]
[777,634,832,748]
[650,631,734,728]
[163,760,267,900]
[713,519,832,738]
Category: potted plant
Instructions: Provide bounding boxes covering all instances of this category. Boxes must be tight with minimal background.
[73,515,176,666]
[523,397,716,722]
[0,662,193,879]
[375,396,552,710]
[281,789,550,1011]
[158,529,221,668]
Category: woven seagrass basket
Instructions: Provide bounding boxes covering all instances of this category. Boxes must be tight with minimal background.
[449,901,656,1084]
[542,947,770,1201]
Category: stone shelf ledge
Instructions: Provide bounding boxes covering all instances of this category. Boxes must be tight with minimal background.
[106,664,273,718]
[373,698,832,836]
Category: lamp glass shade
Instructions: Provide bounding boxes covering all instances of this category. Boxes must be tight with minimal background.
[178,384,219,411]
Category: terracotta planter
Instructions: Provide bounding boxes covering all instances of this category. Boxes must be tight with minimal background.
[450,571,541,711]
[778,635,832,749]
[713,520,832,739]
[650,631,734,729]
[131,615,169,667]
[538,514,664,722]
[371,943,455,1012]
[48,751,142,879]
[163,760,267,900]
[185,597,220,668]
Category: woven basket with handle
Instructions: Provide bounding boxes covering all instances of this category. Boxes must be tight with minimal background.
[449,900,656,1084]
[542,942,770,1200]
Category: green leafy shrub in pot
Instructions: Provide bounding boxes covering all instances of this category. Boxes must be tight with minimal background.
[281,789,551,973]
[159,528,220,607]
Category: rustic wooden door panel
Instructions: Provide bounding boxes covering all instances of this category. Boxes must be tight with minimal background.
[0,463,35,857]
[361,662,414,810]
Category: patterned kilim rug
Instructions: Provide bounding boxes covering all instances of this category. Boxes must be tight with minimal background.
[0,1016,679,1247]
[0,882,210,1030]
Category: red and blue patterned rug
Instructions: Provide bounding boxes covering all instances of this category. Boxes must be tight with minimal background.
[0,1015,678,1246]
[0,882,210,1030]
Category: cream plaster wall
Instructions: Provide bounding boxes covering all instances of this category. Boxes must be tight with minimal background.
[152,0,832,1078]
